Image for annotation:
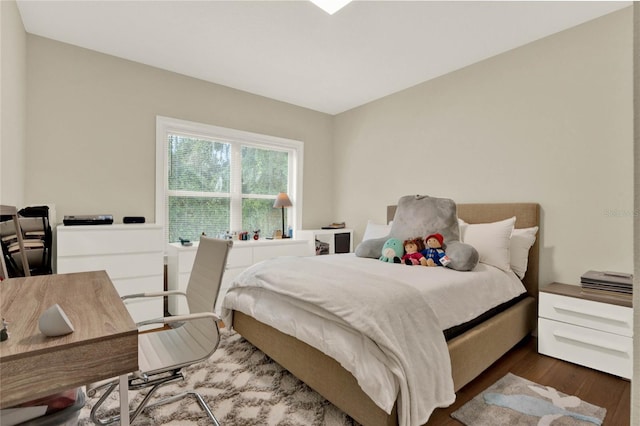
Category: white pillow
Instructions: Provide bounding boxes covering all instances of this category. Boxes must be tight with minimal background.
[458,217,515,272]
[362,220,392,241]
[510,226,538,279]
[458,219,468,241]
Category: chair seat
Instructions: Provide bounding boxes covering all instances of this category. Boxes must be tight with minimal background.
[138,320,219,375]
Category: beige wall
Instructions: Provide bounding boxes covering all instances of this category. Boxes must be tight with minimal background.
[334,7,634,287]
[25,35,334,228]
[1,0,27,207]
[17,6,636,285]
[632,4,639,425]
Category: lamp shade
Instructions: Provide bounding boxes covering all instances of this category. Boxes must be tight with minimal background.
[273,192,292,208]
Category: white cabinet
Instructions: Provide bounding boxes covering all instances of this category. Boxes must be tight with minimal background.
[538,282,633,379]
[56,224,164,325]
[167,238,313,316]
[297,229,353,255]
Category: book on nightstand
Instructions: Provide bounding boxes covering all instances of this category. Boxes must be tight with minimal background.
[580,270,633,299]
[321,222,345,229]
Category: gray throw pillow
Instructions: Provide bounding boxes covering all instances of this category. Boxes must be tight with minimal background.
[355,194,479,271]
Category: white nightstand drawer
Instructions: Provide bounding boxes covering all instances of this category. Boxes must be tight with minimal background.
[539,292,632,337]
[538,318,632,379]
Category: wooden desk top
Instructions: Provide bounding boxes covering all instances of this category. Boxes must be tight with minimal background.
[0,271,138,408]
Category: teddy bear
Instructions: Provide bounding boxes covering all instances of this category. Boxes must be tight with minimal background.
[421,233,451,267]
[379,238,403,263]
[401,237,427,266]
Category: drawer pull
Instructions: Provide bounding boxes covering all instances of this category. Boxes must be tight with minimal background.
[553,330,628,354]
[554,304,628,324]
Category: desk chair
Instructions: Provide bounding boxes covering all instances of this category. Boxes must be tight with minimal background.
[88,236,233,425]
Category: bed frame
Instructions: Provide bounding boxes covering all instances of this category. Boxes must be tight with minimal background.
[232,203,540,426]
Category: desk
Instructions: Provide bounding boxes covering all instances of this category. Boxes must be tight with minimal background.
[0,271,138,424]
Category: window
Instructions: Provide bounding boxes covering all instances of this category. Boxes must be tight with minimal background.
[156,117,303,243]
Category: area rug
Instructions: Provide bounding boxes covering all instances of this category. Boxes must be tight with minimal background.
[78,329,357,425]
[451,372,606,426]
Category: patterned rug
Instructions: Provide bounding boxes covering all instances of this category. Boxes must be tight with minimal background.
[78,330,357,425]
[451,373,606,426]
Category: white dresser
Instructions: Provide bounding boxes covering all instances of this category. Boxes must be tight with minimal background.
[56,224,164,325]
[538,282,633,379]
[167,238,313,315]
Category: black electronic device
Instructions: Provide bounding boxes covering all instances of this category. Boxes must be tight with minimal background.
[63,215,113,226]
[123,216,145,224]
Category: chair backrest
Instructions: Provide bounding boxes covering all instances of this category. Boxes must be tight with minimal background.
[186,237,233,315]
[133,238,232,376]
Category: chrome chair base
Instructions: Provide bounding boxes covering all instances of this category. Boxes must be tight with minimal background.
[89,371,220,425]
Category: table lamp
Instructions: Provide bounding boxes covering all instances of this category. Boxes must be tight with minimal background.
[273,192,292,238]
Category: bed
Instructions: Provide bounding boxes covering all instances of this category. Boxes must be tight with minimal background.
[224,202,539,426]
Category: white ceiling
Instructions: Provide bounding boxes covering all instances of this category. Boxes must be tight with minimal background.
[16,1,630,115]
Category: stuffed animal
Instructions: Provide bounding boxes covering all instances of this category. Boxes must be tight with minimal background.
[401,237,427,266]
[379,238,403,263]
[421,233,451,267]
[355,195,479,271]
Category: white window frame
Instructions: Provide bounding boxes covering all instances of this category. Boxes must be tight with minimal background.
[155,116,303,240]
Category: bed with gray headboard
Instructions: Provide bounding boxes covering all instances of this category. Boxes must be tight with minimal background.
[228,202,540,426]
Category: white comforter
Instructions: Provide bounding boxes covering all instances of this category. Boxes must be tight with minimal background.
[222,254,526,426]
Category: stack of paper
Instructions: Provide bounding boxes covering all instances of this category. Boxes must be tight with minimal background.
[580,270,633,295]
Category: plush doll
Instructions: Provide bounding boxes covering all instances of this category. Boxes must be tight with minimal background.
[401,238,427,266]
[421,233,451,267]
[355,195,479,271]
[379,238,403,263]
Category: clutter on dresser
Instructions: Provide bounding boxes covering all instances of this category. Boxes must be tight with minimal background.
[123,216,145,224]
[62,214,113,226]
[580,270,633,298]
[321,222,345,229]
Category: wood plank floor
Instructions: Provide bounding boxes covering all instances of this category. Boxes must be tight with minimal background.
[426,336,631,425]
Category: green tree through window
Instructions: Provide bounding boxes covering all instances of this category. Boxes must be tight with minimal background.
[158,118,302,244]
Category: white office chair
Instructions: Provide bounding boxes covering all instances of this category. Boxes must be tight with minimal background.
[88,236,232,425]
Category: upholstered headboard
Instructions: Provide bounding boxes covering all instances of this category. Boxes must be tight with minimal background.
[387,203,540,298]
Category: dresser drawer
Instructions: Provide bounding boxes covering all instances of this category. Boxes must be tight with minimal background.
[57,252,163,279]
[538,318,632,379]
[57,226,163,256]
[539,292,632,337]
[227,246,252,269]
[116,276,164,328]
[253,241,308,263]
[175,247,198,272]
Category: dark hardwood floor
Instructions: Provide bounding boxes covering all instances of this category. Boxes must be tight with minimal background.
[425,336,631,425]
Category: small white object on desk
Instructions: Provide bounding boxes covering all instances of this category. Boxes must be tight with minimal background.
[38,304,74,337]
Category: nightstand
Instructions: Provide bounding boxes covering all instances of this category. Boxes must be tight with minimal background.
[538,282,633,379]
[297,228,353,255]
